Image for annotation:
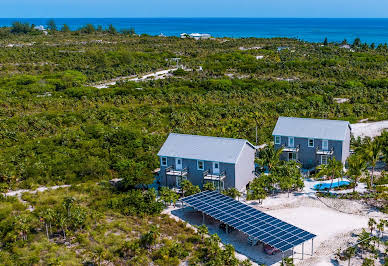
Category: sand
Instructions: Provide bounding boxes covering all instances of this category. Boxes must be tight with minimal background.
[166,178,387,266]
[351,120,388,138]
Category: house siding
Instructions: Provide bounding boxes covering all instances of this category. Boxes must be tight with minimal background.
[235,143,256,191]
[274,136,344,168]
[341,126,351,164]
[158,156,236,189]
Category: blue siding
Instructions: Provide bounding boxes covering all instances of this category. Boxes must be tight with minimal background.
[274,135,345,168]
[158,156,236,189]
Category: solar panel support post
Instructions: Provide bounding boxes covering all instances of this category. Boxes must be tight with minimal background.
[202,212,205,225]
[302,242,304,260]
[226,224,229,234]
[292,247,294,260]
[311,238,314,256]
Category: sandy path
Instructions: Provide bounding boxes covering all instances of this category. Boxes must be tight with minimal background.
[3,185,71,211]
[93,68,178,89]
[351,120,388,138]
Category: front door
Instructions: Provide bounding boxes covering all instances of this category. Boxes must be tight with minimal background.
[213,162,220,174]
[175,158,183,170]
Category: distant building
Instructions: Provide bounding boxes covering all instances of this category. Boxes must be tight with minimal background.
[34,25,48,35]
[180,33,189,39]
[157,133,256,191]
[272,117,351,169]
[181,33,211,40]
[339,44,351,49]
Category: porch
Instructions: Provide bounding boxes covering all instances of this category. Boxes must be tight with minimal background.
[165,166,188,188]
[203,170,226,191]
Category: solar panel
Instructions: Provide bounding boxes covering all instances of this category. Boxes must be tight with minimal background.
[181,190,316,252]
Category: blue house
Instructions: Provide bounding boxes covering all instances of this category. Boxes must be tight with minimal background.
[272,117,351,169]
[157,133,256,191]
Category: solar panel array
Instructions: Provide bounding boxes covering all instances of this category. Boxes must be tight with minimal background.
[181,190,315,252]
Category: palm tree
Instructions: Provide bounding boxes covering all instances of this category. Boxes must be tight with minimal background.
[359,138,382,188]
[316,157,344,192]
[368,218,376,234]
[347,154,366,192]
[256,145,283,173]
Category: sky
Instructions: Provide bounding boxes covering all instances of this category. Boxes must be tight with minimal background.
[1,0,388,18]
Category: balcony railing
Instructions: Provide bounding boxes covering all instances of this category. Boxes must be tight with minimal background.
[203,170,226,181]
[281,144,300,153]
[316,146,334,155]
[165,166,188,177]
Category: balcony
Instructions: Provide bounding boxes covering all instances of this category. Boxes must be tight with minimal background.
[316,146,334,155]
[203,170,226,191]
[281,144,300,153]
[165,166,188,177]
[203,170,226,181]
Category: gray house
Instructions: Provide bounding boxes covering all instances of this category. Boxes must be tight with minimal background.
[272,117,351,169]
[157,133,256,191]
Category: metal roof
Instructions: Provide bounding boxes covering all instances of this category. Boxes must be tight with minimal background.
[272,117,350,141]
[182,191,316,252]
[157,133,254,164]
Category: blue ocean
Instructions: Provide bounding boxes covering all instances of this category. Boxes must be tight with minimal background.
[1,18,388,44]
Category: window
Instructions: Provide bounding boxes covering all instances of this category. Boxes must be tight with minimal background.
[288,137,294,147]
[197,160,204,170]
[161,157,167,166]
[274,136,281,145]
[288,152,296,161]
[322,140,329,150]
[321,155,328,165]
[308,139,314,147]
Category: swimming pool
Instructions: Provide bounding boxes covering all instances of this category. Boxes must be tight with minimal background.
[313,181,350,190]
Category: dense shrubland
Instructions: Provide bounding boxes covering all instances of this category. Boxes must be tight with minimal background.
[0,22,387,264]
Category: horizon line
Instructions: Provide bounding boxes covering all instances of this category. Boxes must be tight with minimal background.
[1,17,388,19]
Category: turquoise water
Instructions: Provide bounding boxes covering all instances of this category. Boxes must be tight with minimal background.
[313,181,350,190]
[1,18,388,44]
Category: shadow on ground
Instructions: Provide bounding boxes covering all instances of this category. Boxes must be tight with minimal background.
[171,207,296,265]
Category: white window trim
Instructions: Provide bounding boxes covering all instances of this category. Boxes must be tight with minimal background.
[197,160,204,170]
[288,137,294,147]
[322,139,329,150]
[274,136,281,145]
[161,157,167,167]
[308,138,314,148]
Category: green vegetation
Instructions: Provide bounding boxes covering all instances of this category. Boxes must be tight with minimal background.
[0,21,387,264]
[335,218,387,266]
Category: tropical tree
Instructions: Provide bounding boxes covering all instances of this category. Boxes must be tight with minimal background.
[222,188,241,200]
[61,24,70,33]
[246,177,267,203]
[47,19,57,31]
[347,154,366,192]
[256,145,283,173]
[316,157,344,192]
[368,218,376,234]
[203,182,216,191]
[140,225,160,250]
[358,138,382,188]
[181,180,200,197]
[277,160,304,197]
[323,37,328,46]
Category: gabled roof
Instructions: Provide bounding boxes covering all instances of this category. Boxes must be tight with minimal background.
[272,117,350,141]
[157,133,255,164]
